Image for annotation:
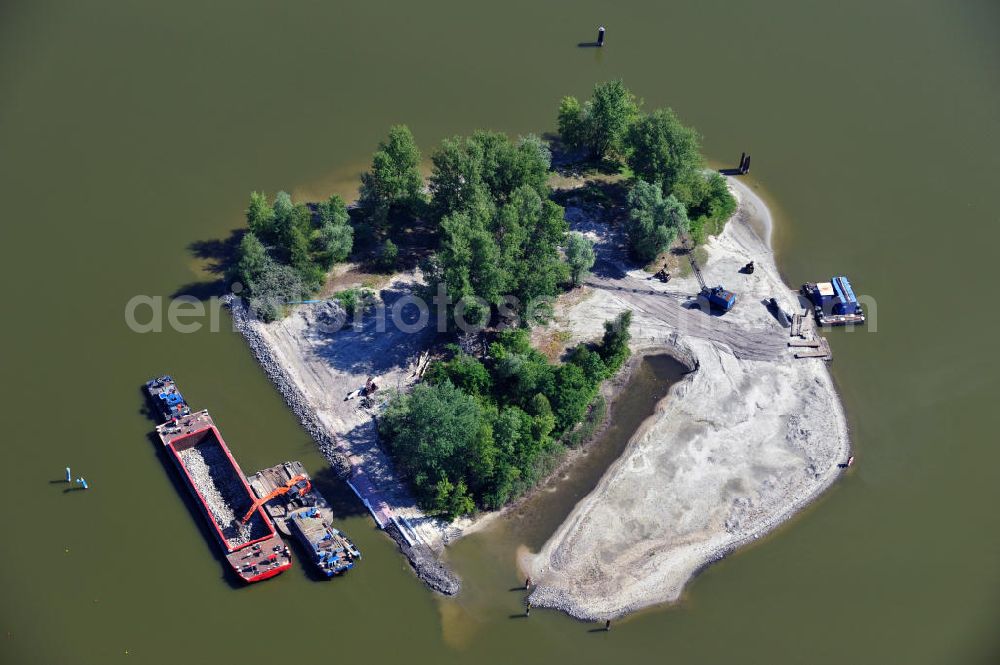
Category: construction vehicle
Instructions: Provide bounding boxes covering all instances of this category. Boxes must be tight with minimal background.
[689,251,736,313]
[241,474,311,524]
[653,267,671,283]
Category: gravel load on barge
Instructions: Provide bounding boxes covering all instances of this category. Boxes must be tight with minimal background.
[145,376,292,583]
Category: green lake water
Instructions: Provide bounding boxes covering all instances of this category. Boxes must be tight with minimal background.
[1,1,998,663]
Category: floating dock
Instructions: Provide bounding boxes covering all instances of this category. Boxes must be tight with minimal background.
[247,461,361,577]
[146,376,292,583]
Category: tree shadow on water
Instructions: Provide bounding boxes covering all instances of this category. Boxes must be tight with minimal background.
[190,230,244,276]
[170,229,244,301]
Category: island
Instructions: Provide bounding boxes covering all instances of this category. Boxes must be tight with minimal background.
[223,81,851,613]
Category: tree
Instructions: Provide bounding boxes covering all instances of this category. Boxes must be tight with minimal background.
[565,232,596,286]
[625,180,689,263]
[432,140,567,319]
[375,238,398,272]
[246,259,303,323]
[568,345,609,384]
[683,171,738,244]
[625,108,702,198]
[429,131,550,224]
[556,81,640,161]
[439,207,504,310]
[314,193,354,268]
[528,393,555,441]
[550,362,598,432]
[587,80,640,160]
[315,222,353,268]
[319,194,350,227]
[359,125,425,228]
[557,96,587,153]
[272,191,294,224]
[599,310,633,372]
[425,349,493,397]
[235,232,268,290]
[246,192,274,238]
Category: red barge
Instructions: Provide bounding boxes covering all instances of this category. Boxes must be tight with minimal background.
[146,376,292,583]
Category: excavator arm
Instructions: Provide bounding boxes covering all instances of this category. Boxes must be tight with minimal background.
[241,474,311,523]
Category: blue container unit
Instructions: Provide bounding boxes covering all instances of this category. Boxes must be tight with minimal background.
[803,275,864,325]
[831,276,861,315]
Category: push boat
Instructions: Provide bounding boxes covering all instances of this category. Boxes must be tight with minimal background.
[145,376,292,583]
[290,507,361,577]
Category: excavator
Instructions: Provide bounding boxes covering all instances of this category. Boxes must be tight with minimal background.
[241,474,311,524]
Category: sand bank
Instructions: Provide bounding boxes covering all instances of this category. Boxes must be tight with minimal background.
[524,178,851,619]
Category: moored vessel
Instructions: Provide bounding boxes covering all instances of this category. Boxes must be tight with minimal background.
[145,376,292,583]
[247,461,361,578]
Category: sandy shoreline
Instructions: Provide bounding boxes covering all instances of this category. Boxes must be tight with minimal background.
[523,178,851,619]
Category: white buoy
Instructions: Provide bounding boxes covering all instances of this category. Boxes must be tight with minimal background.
[65,467,72,482]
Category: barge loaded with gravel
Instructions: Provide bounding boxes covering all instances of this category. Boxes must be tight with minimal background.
[145,376,292,583]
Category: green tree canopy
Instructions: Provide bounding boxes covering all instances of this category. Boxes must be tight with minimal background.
[379,381,494,518]
[376,238,399,272]
[556,80,640,161]
[624,180,690,263]
[429,130,551,223]
[680,171,738,245]
[430,132,568,318]
[380,312,634,518]
[235,232,268,291]
[235,190,353,315]
[359,124,425,228]
[565,232,596,286]
[313,194,354,270]
[625,108,702,198]
[557,96,587,153]
[246,191,275,238]
[245,258,303,322]
[600,310,633,372]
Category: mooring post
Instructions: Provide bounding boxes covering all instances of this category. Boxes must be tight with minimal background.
[525,600,531,616]
[597,26,606,47]
[743,154,751,174]
[739,152,746,171]
[65,467,72,482]
[605,619,612,631]
[76,477,89,490]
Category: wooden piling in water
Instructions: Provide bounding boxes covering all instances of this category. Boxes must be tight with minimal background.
[597,26,605,46]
